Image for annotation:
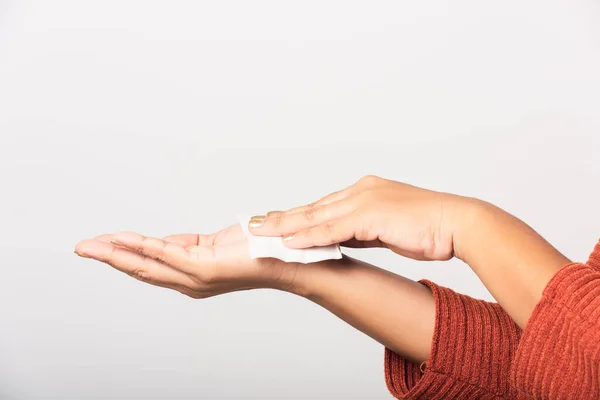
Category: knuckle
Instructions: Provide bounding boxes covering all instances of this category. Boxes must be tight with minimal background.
[157,240,169,262]
[319,221,335,243]
[302,227,313,240]
[144,237,168,262]
[322,221,335,238]
[358,175,381,187]
[131,269,152,282]
[269,215,283,229]
[139,235,153,252]
[106,245,118,260]
[104,249,122,268]
[302,204,316,221]
[356,224,371,241]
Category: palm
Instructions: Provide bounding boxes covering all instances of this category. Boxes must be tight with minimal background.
[75,224,265,299]
[163,224,245,251]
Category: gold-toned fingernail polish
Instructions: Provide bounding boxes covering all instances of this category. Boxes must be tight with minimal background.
[74,250,90,258]
[249,215,267,228]
[282,234,295,242]
[111,239,124,246]
[267,210,282,216]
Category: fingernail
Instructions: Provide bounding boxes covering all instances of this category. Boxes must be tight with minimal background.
[282,234,295,242]
[266,210,281,216]
[249,215,267,228]
[111,239,124,246]
[74,250,90,258]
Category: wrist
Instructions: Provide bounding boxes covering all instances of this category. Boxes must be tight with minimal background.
[262,258,328,299]
[451,196,493,264]
[271,256,353,300]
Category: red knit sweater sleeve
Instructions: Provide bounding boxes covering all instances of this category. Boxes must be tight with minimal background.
[510,240,600,399]
[384,280,526,399]
[384,240,600,400]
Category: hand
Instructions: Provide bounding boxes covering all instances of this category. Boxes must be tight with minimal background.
[249,174,573,328]
[249,175,470,261]
[76,224,437,365]
[74,225,300,298]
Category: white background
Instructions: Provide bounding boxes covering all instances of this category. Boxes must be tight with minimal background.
[0,1,599,399]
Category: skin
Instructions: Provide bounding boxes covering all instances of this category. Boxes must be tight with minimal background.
[249,175,571,327]
[75,225,435,363]
[75,174,571,365]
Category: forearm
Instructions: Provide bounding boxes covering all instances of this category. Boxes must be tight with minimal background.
[285,255,435,364]
[454,198,571,328]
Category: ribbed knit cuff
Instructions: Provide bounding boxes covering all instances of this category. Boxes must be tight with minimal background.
[385,280,523,400]
[511,260,600,399]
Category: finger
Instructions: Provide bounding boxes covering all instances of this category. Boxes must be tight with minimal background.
[163,234,202,247]
[272,185,354,217]
[281,214,370,249]
[74,239,198,290]
[250,198,357,237]
[209,224,245,245]
[269,175,382,219]
[110,231,203,275]
[93,234,114,243]
[201,239,250,280]
[163,225,245,248]
[162,233,222,247]
[97,232,207,253]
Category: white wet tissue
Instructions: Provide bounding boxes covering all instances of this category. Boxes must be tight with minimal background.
[237,214,343,264]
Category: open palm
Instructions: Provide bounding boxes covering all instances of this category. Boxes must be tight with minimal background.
[75,224,287,298]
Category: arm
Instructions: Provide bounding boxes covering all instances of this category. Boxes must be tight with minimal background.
[509,241,600,399]
[453,199,572,327]
[75,223,525,398]
[287,242,600,400]
[293,256,524,400]
[250,175,572,328]
[74,227,434,364]
[250,176,600,397]
[290,255,435,364]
